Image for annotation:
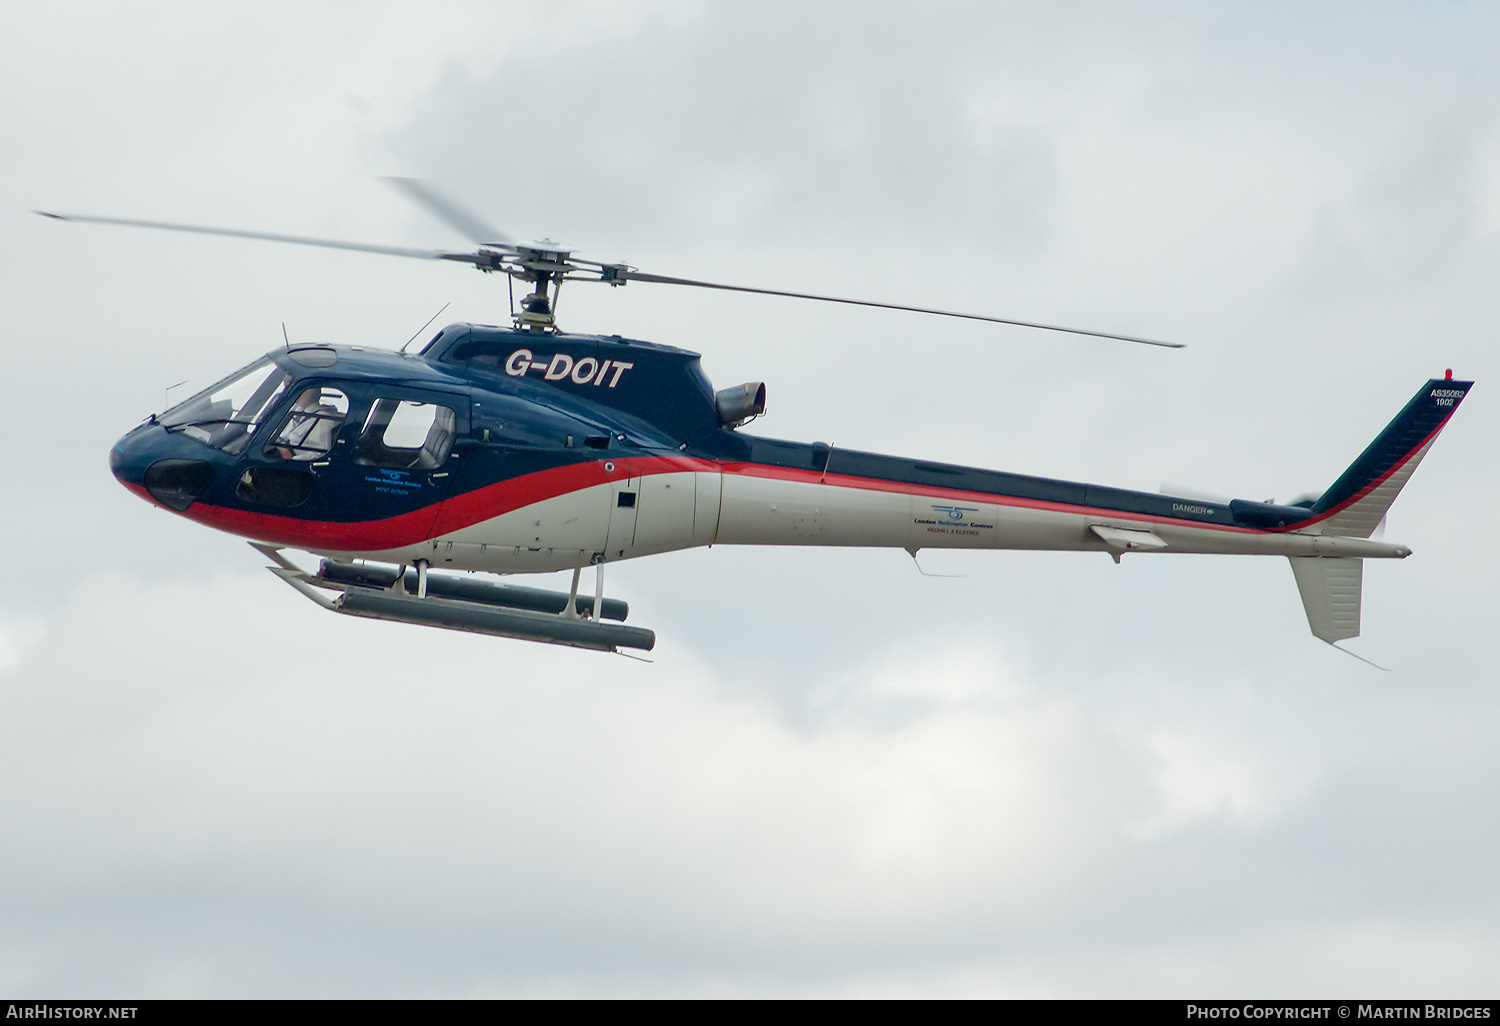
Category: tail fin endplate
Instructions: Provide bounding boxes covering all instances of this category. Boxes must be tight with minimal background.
[1290,556,1363,643]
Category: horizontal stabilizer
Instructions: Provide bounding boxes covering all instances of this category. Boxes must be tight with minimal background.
[1090,524,1167,552]
[1289,556,1362,643]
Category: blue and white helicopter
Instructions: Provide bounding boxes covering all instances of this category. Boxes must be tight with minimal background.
[39,182,1472,655]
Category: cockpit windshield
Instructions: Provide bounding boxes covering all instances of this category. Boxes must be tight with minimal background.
[160,358,291,455]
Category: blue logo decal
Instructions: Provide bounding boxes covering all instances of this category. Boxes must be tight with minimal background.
[931,504,977,523]
[364,468,423,495]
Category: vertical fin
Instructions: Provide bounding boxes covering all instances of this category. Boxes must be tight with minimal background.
[1289,556,1362,643]
[1312,378,1472,537]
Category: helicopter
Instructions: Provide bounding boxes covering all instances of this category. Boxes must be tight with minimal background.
[37,181,1472,656]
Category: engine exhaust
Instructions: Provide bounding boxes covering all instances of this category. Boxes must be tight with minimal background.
[715,381,766,428]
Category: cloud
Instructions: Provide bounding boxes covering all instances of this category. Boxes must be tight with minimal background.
[4,563,1496,996]
[0,571,1132,992]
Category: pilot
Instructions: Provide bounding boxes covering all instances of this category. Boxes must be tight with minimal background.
[271,387,344,460]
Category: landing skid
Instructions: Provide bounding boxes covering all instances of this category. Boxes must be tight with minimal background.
[252,544,655,654]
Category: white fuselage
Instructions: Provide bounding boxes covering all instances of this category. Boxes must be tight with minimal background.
[318,465,1409,574]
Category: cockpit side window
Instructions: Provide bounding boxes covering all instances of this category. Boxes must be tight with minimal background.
[353,399,456,470]
[265,386,349,461]
[160,358,291,455]
[447,339,511,373]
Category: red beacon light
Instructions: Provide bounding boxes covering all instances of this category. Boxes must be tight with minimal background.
[1446,369,1454,380]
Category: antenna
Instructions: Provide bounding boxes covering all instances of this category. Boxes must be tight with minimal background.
[282,322,290,350]
[904,547,966,578]
[163,379,188,411]
[1330,643,1391,671]
[401,301,451,354]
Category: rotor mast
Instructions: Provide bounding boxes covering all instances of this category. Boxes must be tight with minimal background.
[510,241,574,332]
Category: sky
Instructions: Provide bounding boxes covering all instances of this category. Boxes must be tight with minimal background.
[1,0,1498,998]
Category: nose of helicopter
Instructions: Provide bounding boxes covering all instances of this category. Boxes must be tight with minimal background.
[110,420,218,511]
[109,438,137,486]
[109,423,153,489]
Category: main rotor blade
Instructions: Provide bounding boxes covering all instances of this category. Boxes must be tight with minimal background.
[33,210,486,265]
[384,177,513,247]
[617,269,1183,348]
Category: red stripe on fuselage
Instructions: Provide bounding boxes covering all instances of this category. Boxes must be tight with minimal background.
[184,493,445,550]
[159,410,1458,553]
[719,462,1263,533]
[173,454,718,551]
[428,454,720,537]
